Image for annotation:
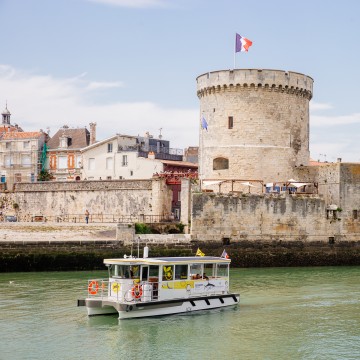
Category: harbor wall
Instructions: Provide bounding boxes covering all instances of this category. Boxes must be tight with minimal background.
[0,178,172,220]
[296,162,360,238]
[191,192,360,242]
[1,240,359,272]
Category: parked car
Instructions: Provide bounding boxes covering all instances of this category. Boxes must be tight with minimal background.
[5,215,17,222]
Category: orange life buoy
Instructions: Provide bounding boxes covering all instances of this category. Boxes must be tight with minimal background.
[88,280,99,295]
[131,284,143,299]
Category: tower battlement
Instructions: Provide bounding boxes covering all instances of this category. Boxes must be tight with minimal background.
[197,69,313,100]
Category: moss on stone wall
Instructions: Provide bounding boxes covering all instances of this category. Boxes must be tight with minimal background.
[0,241,359,272]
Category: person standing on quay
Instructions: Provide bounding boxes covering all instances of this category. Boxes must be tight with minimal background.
[85,210,90,224]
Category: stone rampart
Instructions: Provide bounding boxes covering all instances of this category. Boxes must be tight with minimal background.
[1,179,172,221]
[296,162,360,237]
[14,179,152,192]
[191,192,360,242]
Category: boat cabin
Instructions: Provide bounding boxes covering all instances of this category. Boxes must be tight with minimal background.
[88,257,231,303]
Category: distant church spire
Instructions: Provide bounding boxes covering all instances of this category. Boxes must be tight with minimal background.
[2,102,11,125]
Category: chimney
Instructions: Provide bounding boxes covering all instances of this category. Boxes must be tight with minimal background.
[89,122,97,145]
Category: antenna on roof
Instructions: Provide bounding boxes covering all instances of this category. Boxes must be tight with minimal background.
[159,128,162,139]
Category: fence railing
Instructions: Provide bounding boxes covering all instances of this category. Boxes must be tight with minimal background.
[5,213,174,224]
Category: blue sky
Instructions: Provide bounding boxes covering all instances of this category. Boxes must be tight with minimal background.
[0,0,360,162]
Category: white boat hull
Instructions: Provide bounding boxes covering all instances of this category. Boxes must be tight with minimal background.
[84,294,240,319]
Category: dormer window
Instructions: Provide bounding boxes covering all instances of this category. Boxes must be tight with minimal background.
[59,135,72,148]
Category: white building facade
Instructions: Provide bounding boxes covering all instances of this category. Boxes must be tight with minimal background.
[81,135,165,180]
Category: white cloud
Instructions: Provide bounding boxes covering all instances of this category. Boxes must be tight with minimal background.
[311,113,360,127]
[0,64,199,149]
[86,81,124,90]
[309,103,360,161]
[87,0,168,8]
[310,102,333,111]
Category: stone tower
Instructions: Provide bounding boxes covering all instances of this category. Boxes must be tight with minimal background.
[196,69,313,184]
[1,103,11,125]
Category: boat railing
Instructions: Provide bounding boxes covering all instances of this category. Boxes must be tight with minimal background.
[87,277,228,302]
[87,279,109,298]
[106,279,159,304]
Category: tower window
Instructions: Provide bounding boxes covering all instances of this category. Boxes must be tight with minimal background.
[213,157,229,170]
[228,116,233,129]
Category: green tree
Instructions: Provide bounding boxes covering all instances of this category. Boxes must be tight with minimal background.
[38,170,53,181]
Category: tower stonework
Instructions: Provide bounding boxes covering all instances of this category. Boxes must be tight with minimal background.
[196,69,313,184]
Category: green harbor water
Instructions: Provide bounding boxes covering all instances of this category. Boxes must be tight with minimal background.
[1,267,359,360]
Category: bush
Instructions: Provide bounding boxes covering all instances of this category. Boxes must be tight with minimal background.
[176,222,185,233]
[135,223,152,234]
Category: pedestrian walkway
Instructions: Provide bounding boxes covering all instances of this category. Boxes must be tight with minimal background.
[0,222,117,242]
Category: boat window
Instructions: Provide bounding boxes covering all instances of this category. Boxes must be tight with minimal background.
[175,264,188,280]
[162,265,174,281]
[204,263,215,278]
[141,266,149,281]
[149,265,159,278]
[131,265,140,280]
[111,265,133,279]
[217,263,229,277]
[190,263,202,279]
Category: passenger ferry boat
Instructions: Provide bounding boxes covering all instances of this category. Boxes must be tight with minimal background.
[78,248,239,319]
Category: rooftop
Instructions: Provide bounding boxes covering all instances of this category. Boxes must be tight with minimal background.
[2,131,44,140]
[47,127,90,150]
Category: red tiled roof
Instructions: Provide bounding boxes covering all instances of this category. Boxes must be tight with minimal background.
[2,131,44,140]
[0,125,22,135]
[309,158,331,166]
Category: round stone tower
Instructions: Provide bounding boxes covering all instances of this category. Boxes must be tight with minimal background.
[196,69,313,184]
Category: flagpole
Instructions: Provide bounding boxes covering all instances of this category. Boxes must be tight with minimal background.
[233,32,236,69]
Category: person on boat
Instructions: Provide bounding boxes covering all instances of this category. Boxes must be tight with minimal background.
[203,273,209,280]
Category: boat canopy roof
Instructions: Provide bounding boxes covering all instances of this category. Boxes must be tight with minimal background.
[104,256,231,266]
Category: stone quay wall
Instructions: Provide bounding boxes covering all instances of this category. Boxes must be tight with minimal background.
[191,192,360,242]
[1,179,172,221]
[197,69,313,184]
[296,162,360,237]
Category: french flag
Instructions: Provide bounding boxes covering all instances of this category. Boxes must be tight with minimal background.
[235,33,253,53]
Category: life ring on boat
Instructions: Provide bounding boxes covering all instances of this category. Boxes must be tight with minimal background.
[88,280,99,295]
[131,284,143,299]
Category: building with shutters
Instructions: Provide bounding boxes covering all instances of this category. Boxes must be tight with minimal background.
[0,104,47,189]
[46,123,96,181]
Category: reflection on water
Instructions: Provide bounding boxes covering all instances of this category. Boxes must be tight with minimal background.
[0,267,359,360]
